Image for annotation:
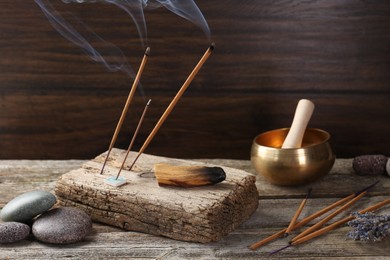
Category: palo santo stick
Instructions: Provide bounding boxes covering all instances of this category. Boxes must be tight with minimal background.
[285,188,312,236]
[291,191,367,242]
[100,47,150,175]
[154,163,226,187]
[128,43,215,171]
[249,181,379,250]
[115,99,151,180]
[291,198,390,246]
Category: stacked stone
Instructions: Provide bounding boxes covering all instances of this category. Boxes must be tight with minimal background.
[0,190,92,244]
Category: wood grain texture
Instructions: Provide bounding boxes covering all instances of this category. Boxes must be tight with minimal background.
[0,158,389,259]
[0,1,389,159]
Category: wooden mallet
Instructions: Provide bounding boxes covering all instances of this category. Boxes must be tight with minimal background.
[282,99,315,149]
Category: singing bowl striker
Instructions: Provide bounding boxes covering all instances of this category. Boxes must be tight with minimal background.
[251,128,335,186]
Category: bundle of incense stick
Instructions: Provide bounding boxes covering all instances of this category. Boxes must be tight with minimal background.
[270,198,390,255]
[249,181,381,251]
[100,43,215,179]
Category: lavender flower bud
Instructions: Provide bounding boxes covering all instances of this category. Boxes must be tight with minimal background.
[347,212,390,242]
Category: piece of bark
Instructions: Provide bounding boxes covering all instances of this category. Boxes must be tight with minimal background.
[55,148,259,243]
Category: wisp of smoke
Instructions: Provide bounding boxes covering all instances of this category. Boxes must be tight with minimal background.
[34,0,211,78]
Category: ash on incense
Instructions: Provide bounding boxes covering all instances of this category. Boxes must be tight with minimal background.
[347,212,390,242]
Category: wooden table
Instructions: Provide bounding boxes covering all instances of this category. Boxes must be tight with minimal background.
[0,158,389,259]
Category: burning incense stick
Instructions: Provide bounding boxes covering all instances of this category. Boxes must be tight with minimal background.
[115,99,151,180]
[270,198,390,255]
[285,188,312,236]
[249,181,379,250]
[127,43,215,171]
[290,191,367,242]
[100,47,150,175]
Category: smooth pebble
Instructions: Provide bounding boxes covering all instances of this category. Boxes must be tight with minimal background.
[0,222,30,243]
[386,158,390,177]
[32,207,92,244]
[352,155,388,176]
[0,190,56,222]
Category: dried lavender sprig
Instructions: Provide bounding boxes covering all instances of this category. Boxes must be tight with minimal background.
[347,212,390,242]
[268,197,390,255]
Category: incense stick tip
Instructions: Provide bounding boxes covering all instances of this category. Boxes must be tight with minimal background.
[356,180,380,196]
[209,42,215,51]
[147,99,152,106]
[269,244,291,255]
[306,188,313,197]
[145,47,151,56]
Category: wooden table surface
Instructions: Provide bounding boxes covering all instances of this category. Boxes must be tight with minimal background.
[0,158,389,259]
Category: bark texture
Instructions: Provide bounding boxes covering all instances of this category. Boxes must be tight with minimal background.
[55,148,259,243]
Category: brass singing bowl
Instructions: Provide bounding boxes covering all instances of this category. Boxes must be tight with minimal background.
[251,128,335,186]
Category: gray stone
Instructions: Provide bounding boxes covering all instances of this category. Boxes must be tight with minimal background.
[352,155,388,176]
[0,222,30,243]
[386,158,390,177]
[0,190,56,222]
[32,207,92,244]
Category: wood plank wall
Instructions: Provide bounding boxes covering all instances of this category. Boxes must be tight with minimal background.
[0,0,389,159]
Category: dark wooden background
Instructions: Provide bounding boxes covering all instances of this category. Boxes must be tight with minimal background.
[0,0,389,160]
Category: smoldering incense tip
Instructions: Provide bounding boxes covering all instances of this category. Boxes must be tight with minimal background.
[209,42,215,51]
[145,46,151,56]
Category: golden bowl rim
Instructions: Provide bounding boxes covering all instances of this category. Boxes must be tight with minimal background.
[252,127,331,150]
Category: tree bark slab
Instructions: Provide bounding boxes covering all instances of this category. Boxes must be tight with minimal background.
[55,148,259,243]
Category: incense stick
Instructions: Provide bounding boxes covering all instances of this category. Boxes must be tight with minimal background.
[127,43,215,171]
[249,229,286,250]
[249,181,379,250]
[269,198,390,255]
[115,99,151,180]
[292,180,379,229]
[249,194,353,250]
[290,191,367,242]
[100,47,150,175]
[290,198,390,246]
[285,188,312,236]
